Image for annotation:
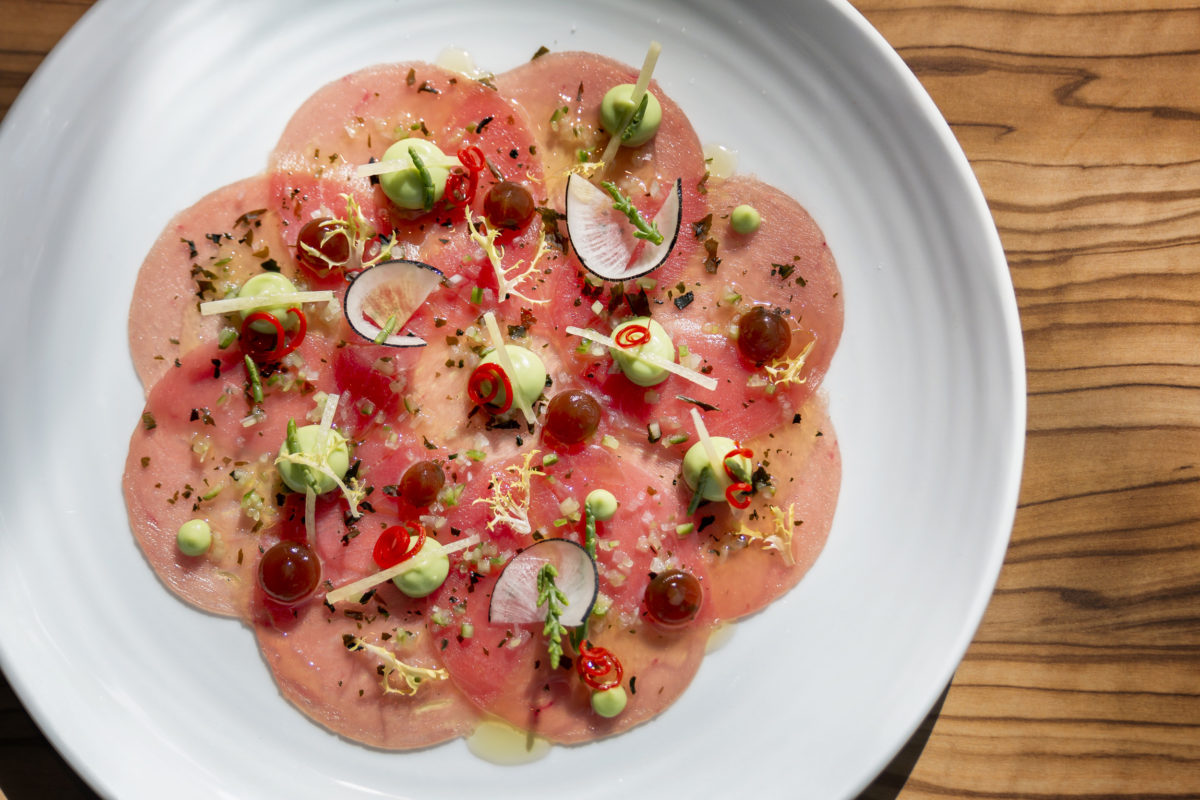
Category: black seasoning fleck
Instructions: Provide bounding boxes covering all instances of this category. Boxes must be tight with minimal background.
[260,258,281,273]
[698,515,717,533]
[476,115,494,133]
[417,81,440,94]
[508,148,519,159]
[792,413,802,424]
[140,456,151,468]
[141,411,157,430]
[180,237,198,259]
[673,291,695,311]
[211,359,222,379]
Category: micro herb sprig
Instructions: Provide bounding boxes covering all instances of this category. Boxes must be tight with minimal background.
[537,563,569,668]
[622,94,650,141]
[600,181,663,245]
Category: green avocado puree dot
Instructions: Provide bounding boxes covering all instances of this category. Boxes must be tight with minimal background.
[591,686,628,718]
[276,424,351,495]
[610,317,674,387]
[585,489,619,522]
[379,139,451,210]
[237,272,300,333]
[392,538,450,598]
[731,204,761,234]
[600,84,663,147]
[177,519,213,557]
[478,345,547,409]
[682,436,751,502]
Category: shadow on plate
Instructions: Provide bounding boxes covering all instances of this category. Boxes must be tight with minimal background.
[855,683,950,800]
[0,667,949,800]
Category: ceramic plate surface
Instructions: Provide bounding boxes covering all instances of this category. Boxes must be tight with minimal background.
[0,1,1023,798]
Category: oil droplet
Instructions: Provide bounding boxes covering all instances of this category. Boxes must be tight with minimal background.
[436,46,486,80]
[702,143,738,180]
[706,622,735,653]
[466,718,552,765]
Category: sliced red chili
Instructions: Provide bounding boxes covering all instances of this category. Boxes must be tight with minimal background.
[467,362,513,413]
[457,145,487,173]
[725,481,753,509]
[613,324,651,348]
[722,446,754,479]
[241,308,307,363]
[372,522,427,570]
[576,640,623,690]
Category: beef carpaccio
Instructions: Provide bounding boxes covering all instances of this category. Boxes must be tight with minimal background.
[124,47,843,752]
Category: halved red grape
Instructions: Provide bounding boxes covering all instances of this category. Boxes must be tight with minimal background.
[544,389,601,445]
[644,569,702,627]
[483,181,535,231]
[737,307,792,365]
[258,541,321,604]
[398,460,445,507]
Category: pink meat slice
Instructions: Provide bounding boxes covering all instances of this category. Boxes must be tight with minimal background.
[429,444,714,742]
[543,171,844,444]
[681,393,841,621]
[498,51,708,327]
[267,61,552,309]
[129,176,292,391]
[124,339,332,617]
[253,475,482,750]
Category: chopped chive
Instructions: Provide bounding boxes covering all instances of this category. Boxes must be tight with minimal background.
[466,449,487,462]
[409,149,435,211]
[470,286,483,305]
[201,483,225,501]
[217,327,238,349]
[675,522,695,536]
[286,418,302,455]
[666,432,690,445]
[244,355,264,404]
[542,453,559,467]
[373,314,398,344]
[687,466,712,515]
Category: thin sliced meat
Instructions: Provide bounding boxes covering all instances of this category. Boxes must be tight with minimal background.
[430,445,715,742]
[124,340,332,616]
[129,176,292,390]
[254,488,481,750]
[683,393,840,621]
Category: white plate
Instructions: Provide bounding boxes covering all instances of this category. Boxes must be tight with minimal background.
[0,0,1023,797]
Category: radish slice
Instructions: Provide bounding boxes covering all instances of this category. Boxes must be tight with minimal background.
[343,259,442,347]
[489,539,598,627]
[565,174,682,281]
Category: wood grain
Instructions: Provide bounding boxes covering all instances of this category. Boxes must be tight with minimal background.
[854,1,1200,798]
[3,1,1199,798]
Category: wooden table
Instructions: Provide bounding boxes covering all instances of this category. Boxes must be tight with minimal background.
[3,1,1198,798]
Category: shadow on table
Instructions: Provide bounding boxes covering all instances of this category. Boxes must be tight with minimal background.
[1,666,949,800]
[855,684,950,800]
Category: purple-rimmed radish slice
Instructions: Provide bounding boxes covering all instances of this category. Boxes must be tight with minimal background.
[343,259,442,347]
[565,174,682,281]
[488,539,598,626]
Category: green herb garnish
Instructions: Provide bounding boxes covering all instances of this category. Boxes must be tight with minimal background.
[409,149,435,211]
[621,93,650,141]
[374,314,398,345]
[687,465,713,515]
[600,181,663,245]
[537,564,569,668]
[244,355,264,404]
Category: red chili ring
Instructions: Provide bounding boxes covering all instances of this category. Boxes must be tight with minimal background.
[576,641,623,690]
[467,362,514,413]
[241,308,307,363]
[372,522,427,570]
[613,324,651,349]
[725,482,753,509]
[722,446,754,479]
[457,145,487,173]
[274,308,307,360]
